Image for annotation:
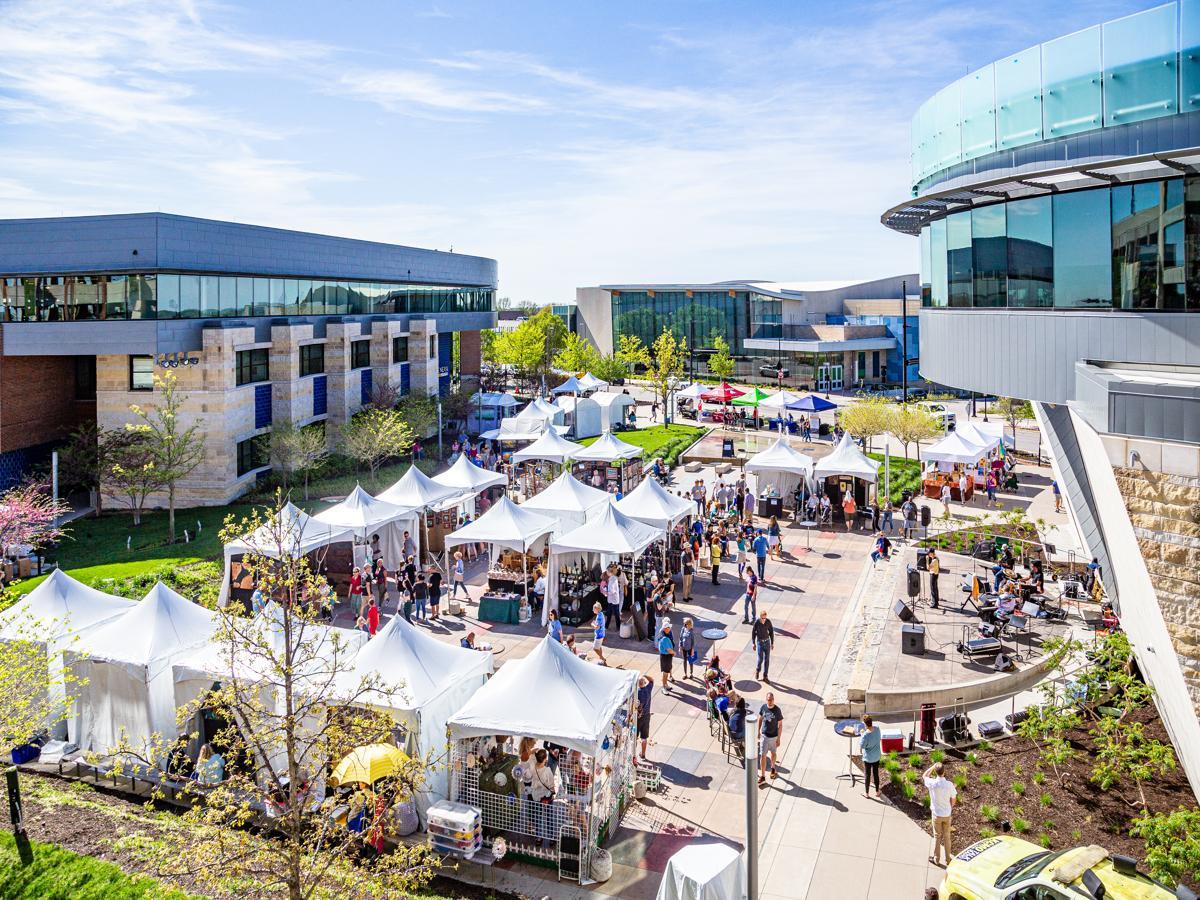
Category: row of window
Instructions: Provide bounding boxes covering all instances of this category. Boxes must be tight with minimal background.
[611,290,782,357]
[0,272,494,323]
[920,176,1200,310]
[912,0,1200,185]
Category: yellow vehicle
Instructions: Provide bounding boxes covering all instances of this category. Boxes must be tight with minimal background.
[936,835,1191,900]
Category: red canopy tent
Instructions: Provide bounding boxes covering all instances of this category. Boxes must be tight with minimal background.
[700,382,746,403]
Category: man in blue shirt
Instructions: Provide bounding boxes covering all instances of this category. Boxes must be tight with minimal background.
[656,620,676,690]
[592,601,607,665]
[752,529,769,581]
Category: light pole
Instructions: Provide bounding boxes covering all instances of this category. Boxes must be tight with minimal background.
[745,711,760,900]
[901,279,908,405]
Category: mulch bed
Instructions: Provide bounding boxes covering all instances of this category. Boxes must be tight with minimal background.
[863,704,1199,892]
[6,771,525,899]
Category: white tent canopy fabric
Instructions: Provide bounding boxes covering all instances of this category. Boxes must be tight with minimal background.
[758,389,807,411]
[812,432,881,483]
[432,453,507,495]
[655,842,745,900]
[444,496,556,554]
[219,502,356,608]
[615,476,694,530]
[379,464,464,510]
[572,431,643,462]
[481,417,568,442]
[513,398,564,425]
[70,583,217,752]
[520,471,610,531]
[675,383,707,401]
[447,636,635,756]
[511,428,584,464]
[550,500,663,557]
[924,430,990,465]
[554,395,603,439]
[953,422,1003,453]
[552,375,585,395]
[0,569,133,640]
[744,438,814,477]
[589,391,636,431]
[578,373,609,392]
[312,485,421,569]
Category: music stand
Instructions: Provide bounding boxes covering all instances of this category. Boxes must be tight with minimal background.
[1009,614,1031,661]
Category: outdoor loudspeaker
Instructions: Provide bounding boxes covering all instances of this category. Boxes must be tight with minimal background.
[907,567,921,598]
[920,504,932,527]
[893,599,915,622]
[901,624,925,655]
[916,549,929,571]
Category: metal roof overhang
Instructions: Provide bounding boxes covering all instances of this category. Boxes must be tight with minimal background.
[881,148,1200,235]
[743,337,897,353]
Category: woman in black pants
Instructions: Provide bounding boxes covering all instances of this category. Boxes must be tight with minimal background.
[859,714,882,799]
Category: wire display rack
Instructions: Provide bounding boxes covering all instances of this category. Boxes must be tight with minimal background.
[448,696,638,883]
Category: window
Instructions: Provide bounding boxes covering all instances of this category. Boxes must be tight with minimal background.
[351,339,371,369]
[236,348,269,386]
[74,356,96,401]
[129,355,154,391]
[429,335,437,359]
[299,343,325,377]
[1053,190,1112,308]
[947,212,973,307]
[393,336,409,364]
[1007,196,1053,307]
[236,436,267,477]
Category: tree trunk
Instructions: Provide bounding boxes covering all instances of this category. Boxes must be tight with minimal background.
[168,484,176,543]
[133,504,142,526]
[303,471,309,501]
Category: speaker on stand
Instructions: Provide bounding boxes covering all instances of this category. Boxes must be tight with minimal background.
[906,565,923,616]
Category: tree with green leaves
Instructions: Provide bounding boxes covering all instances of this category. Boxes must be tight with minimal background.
[996,397,1034,445]
[707,335,735,380]
[394,394,439,441]
[1131,807,1200,889]
[615,334,650,377]
[127,371,205,543]
[1090,716,1176,811]
[341,407,415,487]
[58,424,132,517]
[647,330,687,424]
[887,404,942,461]
[836,396,893,453]
[590,354,628,384]
[105,430,161,526]
[266,422,329,500]
[553,332,601,374]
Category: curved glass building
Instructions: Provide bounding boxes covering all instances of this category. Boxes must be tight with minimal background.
[884,2,1200,798]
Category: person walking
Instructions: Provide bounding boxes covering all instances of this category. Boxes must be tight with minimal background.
[366,596,380,637]
[752,529,769,581]
[842,493,857,532]
[924,762,958,867]
[591,601,607,665]
[767,516,782,559]
[412,573,429,622]
[742,571,759,623]
[428,567,442,620]
[710,534,722,585]
[881,499,895,534]
[902,497,917,539]
[927,547,941,608]
[657,620,676,690]
[635,675,653,763]
[349,567,364,618]
[757,692,784,787]
[735,531,747,579]
[681,544,695,602]
[1052,478,1062,513]
[752,609,775,683]
[451,551,468,598]
[680,617,696,679]
[985,471,998,507]
[859,714,882,799]
[940,482,952,517]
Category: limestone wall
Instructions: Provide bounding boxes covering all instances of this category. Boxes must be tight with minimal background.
[1113,464,1200,714]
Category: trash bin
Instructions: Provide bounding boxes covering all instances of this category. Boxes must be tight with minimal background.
[721,438,734,458]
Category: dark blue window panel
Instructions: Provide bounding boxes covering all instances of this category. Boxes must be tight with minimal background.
[400,362,411,396]
[313,374,327,417]
[438,332,453,395]
[360,368,373,406]
[254,383,272,429]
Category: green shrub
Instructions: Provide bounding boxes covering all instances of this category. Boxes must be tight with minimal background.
[978,740,992,751]
[1032,770,1045,786]
[1038,834,1052,849]
[1070,829,1082,842]
[1131,808,1200,887]
[908,753,924,768]
[981,805,1000,822]
[1038,792,1053,808]
[929,749,946,763]
[1012,781,1026,797]
[904,768,919,784]
[966,751,979,765]
[979,827,996,839]
[952,773,968,791]
[900,781,916,800]
[1012,763,1022,776]
[980,773,995,785]
[1013,818,1030,834]
[1043,820,1055,832]
[890,771,904,787]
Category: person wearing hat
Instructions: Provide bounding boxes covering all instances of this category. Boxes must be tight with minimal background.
[657,619,676,690]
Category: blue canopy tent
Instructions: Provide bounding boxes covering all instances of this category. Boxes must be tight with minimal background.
[789,395,838,412]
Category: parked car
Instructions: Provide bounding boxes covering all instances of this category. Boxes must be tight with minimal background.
[758,364,790,379]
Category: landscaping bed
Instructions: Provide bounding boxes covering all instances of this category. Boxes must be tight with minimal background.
[868,703,1199,892]
[579,423,705,467]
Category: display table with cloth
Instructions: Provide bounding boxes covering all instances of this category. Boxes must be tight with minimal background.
[479,592,521,625]
[655,841,744,900]
[757,496,784,518]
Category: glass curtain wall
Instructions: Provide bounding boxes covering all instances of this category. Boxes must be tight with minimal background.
[0,274,494,323]
[611,290,755,356]
[920,176,1199,310]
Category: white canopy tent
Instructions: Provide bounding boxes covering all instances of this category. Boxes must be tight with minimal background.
[432,452,507,496]
[953,421,1003,453]
[312,485,421,570]
[218,502,355,608]
[578,373,609,392]
[812,432,881,483]
[511,397,564,426]
[444,496,557,601]
[69,583,217,752]
[615,476,694,530]
[674,383,707,401]
[744,437,814,503]
[555,395,603,439]
[480,417,569,442]
[589,391,636,431]
[0,569,135,739]
[334,615,492,821]
[510,428,584,465]
[448,635,635,756]
[572,431,643,462]
[520,470,610,531]
[378,464,463,510]
[758,389,808,411]
[655,842,745,900]
[552,375,586,395]
[924,430,991,465]
[545,501,664,623]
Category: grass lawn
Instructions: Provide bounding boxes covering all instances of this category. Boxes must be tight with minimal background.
[866,452,923,504]
[0,832,194,900]
[578,424,704,466]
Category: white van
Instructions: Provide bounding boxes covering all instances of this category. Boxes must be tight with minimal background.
[919,401,957,432]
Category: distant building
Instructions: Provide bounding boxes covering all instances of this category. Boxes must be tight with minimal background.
[575,276,919,388]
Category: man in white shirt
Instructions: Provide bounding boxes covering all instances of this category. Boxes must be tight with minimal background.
[923,762,958,867]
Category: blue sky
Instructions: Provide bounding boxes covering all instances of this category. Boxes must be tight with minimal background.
[0,0,1138,303]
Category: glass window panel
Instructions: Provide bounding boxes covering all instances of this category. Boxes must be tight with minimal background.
[1007,196,1054,307]
[1164,220,1185,268]
[158,274,180,319]
[960,63,996,161]
[299,279,316,315]
[1053,189,1112,308]
[930,218,948,307]
[200,275,221,317]
[253,277,268,316]
[130,355,155,391]
[347,282,364,315]
[947,211,973,307]
[71,276,102,320]
[1042,25,1102,138]
[106,276,127,320]
[1185,175,1200,309]
[1102,4,1177,127]
[972,204,1007,307]
[179,275,200,318]
[129,274,156,320]
[284,279,299,316]
[920,225,932,306]
[933,81,963,173]
[1183,0,1200,113]
[218,276,237,317]
[1113,182,1163,309]
[268,279,285,316]
[996,45,1043,149]
[236,277,254,315]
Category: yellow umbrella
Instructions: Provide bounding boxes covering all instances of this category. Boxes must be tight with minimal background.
[331,744,409,785]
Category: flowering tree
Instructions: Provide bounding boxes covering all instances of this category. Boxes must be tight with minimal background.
[341,408,415,487]
[0,481,70,558]
[0,615,83,748]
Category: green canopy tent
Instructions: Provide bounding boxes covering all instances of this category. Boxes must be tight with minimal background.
[731,387,772,407]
